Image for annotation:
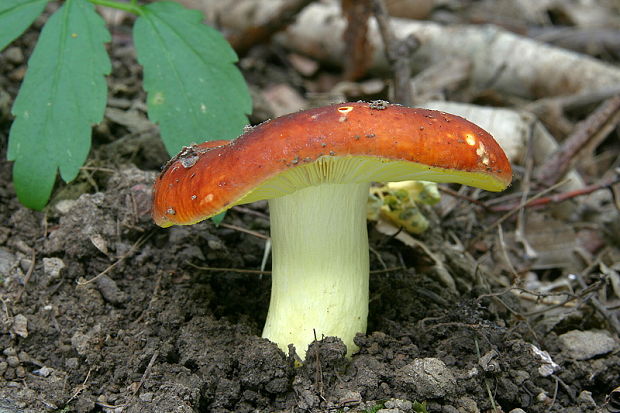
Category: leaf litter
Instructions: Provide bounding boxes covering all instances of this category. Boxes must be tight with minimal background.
[0,1,619,412]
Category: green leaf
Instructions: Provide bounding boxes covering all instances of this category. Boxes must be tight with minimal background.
[7,0,111,210]
[0,0,48,51]
[133,1,251,155]
[413,401,429,413]
[211,211,226,225]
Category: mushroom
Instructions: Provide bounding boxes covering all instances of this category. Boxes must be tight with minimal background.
[152,101,511,358]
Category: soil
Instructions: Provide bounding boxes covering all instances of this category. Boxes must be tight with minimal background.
[1,6,619,413]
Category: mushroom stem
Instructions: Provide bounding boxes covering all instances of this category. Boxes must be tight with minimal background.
[263,182,370,358]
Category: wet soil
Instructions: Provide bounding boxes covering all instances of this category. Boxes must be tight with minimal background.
[1,9,619,413]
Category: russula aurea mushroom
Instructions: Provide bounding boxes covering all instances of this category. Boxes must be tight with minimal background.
[152,101,511,358]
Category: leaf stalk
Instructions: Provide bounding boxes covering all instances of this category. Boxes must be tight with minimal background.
[88,0,142,15]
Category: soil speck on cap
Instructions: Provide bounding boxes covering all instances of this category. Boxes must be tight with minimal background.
[369,100,389,110]
[180,156,198,169]
[177,146,200,168]
[180,155,199,168]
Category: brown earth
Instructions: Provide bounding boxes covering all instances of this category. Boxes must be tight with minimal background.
[1,6,619,413]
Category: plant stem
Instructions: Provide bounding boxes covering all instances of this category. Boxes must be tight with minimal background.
[263,183,370,359]
[88,0,142,15]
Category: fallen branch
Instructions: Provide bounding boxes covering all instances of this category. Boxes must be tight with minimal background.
[466,180,570,250]
[226,0,314,56]
[196,1,620,98]
[341,0,374,81]
[276,2,620,99]
[489,172,620,212]
[535,94,620,187]
[371,0,417,105]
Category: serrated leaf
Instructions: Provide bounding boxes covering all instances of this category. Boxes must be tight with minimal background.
[133,1,251,155]
[0,0,48,51]
[7,0,111,210]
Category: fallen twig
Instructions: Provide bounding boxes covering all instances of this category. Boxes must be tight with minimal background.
[231,205,269,220]
[15,249,36,304]
[467,179,570,249]
[341,0,373,81]
[187,261,403,275]
[536,94,620,186]
[187,262,271,275]
[78,232,153,286]
[528,84,620,115]
[438,186,490,210]
[66,368,92,405]
[276,3,620,98]
[371,0,418,105]
[227,0,314,56]
[133,351,159,395]
[489,171,620,212]
[574,273,620,336]
[219,222,270,240]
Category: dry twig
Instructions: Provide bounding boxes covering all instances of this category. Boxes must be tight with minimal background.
[187,262,403,275]
[227,0,314,56]
[536,94,620,186]
[219,222,270,240]
[15,249,36,304]
[78,232,153,286]
[489,172,620,212]
[341,0,373,81]
[133,351,159,395]
[371,0,418,105]
[467,179,570,249]
[66,368,92,405]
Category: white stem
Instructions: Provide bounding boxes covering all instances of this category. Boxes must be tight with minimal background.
[263,182,370,358]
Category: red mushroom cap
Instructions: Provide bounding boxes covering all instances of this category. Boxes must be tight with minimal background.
[153,101,512,227]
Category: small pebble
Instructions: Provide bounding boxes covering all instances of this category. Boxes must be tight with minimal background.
[7,355,20,368]
[95,275,127,305]
[43,257,65,278]
[0,248,19,276]
[34,366,54,377]
[4,47,24,64]
[384,399,413,410]
[13,314,28,338]
[4,367,16,380]
[55,199,77,214]
[559,330,616,360]
[457,396,480,413]
[577,390,597,408]
[66,357,79,369]
[397,358,456,398]
[3,347,17,357]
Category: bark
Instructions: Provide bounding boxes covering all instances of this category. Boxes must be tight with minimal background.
[277,3,620,99]
[187,1,620,99]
